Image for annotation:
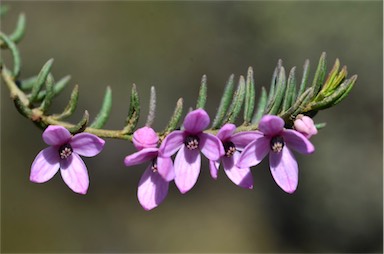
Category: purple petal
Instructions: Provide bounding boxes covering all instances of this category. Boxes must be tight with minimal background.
[199,133,224,161]
[217,123,236,141]
[231,131,264,150]
[70,133,105,157]
[30,147,60,183]
[42,125,71,146]
[159,130,184,157]
[222,152,253,189]
[174,146,201,194]
[209,160,220,180]
[183,109,210,134]
[282,129,315,154]
[60,153,89,194]
[124,148,158,167]
[269,147,298,193]
[157,156,175,181]
[236,136,270,168]
[258,115,284,136]
[138,166,169,211]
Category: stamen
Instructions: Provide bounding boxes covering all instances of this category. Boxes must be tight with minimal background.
[223,141,236,157]
[58,144,73,159]
[270,136,284,153]
[151,159,158,173]
[184,135,199,150]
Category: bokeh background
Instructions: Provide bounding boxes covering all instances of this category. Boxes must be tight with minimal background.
[1,1,382,253]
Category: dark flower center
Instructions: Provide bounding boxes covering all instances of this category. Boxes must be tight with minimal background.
[151,159,158,173]
[59,143,73,159]
[223,141,236,157]
[270,136,284,153]
[184,135,199,150]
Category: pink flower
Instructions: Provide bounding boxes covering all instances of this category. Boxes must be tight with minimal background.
[209,123,259,189]
[294,114,318,139]
[124,126,174,210]
[160,109,224,194]
[30,126,105,194]
[237,115,315,193]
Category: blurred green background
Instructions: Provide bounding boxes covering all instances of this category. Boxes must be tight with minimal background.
[1,1,382,253]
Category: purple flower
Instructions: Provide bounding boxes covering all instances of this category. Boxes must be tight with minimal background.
[160,109,224,194]
[124,126,174,210]
[294,114,318,139]
[30,125,105,194]
[209,123,260,189]
[237,115,315,193]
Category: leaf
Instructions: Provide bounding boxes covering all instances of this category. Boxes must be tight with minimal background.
[52,85,79,120]
[162,97,183,135]
[36,75,71,101]
[196,74,207,109]
[266,66,286,115]
[243,66,255,125]
[0,32,21,78]
[90,86,112,129]
[224,75,246,124]
[145,86,156,127]
[39,74,55,113]
[298,59,310,97]
[282,67,297,112]
[123,84,140,134]
[279,87,313,119]
[29,58,54,102]
[9,13,26,44]
[310,52,327,98]
[68,110,89,135]
[251,86,267,124]
[211,74,235,129]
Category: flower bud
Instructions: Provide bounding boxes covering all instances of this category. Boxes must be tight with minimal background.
[294,114,318,139]
[133,126,159,150]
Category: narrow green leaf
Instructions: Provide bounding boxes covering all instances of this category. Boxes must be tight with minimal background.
[9,13,26,44]
[123,84,140,134]
[36,74,71,101]
[224,75,246,124]
[163,97,183,135]
[145,86,156,127]
[251,86,267,124]
[280,87,313,119]
[315,122,327,130]
[265,64,279,111]
[310,52,327,98]
[68,110,89,135]
[196,75,207,109]
[267,66,286,115]
[243,66,255,125]
[314,58,342,101]
[282,67,297,113]
[298,59,310,97]
[332,75,357,106]
[39,74,55,113]
[0,32,21,78]
[90,86,112,129]
[19,75,38,90]
[29,58,54,102]
[52,85,79,120]
[211,74,235,129]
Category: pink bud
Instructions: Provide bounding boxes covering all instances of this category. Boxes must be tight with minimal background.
[132,126,159,150]
[294,114,318,139]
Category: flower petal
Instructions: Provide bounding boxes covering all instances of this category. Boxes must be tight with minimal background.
[42,125,71,146]
[183,109,210,134]
[30,147,60,183]
[223,152,253,189]
[209,160,220,180]
[217,123,236,141]
[70,133,105,157]
[174,146,201,194]
[236,136,270,168]
[138,166,169,211]
[159,130,184,157]
[60,153,89,194]
[282,129,315,154]
[157,156,175,181]
[124,148,158,167]
[269,147,298,193]
[231,131,264,150]
[199,133,224,161]
[258,115,284,136]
